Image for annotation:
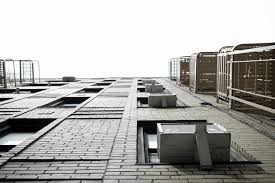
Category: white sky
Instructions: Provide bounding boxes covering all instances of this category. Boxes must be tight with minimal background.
[0,0,274,78]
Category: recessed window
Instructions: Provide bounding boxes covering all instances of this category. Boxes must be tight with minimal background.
[26,83,66,86]
[94,82,112,86]
[137,87,145,92]
[137,97,148,107]
[0,118,55,153]
[46,97,89,107]
[137,120,259,165]
[0,98,12,102]
[103,79,116,82]
[77,88,103,93]
[0,88,45,94]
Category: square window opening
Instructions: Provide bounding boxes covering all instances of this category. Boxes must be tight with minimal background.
[25,83,66,86]
[77,88,103,93]
[46,97,89,107]
[137,97,148,107]
[94,82,112,86]
[0,118,55,153]
[103,79,116,82]
[137,87,145,93]
[0,98,12,102]
[137,120,260,166]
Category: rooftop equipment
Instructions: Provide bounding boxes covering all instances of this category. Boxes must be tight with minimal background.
[142,79,156,85]
[145,84,164,93]
[168,58,179,81]
[157,122,230,170]
[176,56,190,86]
[62,76,76,82]
[220,43,275,114]
[0,59,40,88]
[189,52,218,93]
[148,93,177,107]
[216,46,234,102]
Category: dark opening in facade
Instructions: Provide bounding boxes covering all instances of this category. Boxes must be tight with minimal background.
[103,79,116,82]
[0,118,55,153]
[137,120,259,165]
[77,88,103,93]
[94,82,112,86]
[0,88,45,94]
[25,83,66,86]
[46,97,89,107]
[137,87,145,93]
[137,97,148,107]
[0,98,12,102]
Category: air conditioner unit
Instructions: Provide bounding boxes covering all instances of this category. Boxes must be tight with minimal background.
[145,84,163,93]
[142,79,156,85]
[62,76,76,82]
[157,123,230,164]
[148,93,176,107]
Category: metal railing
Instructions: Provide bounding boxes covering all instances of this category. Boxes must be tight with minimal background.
[0,59,40,88]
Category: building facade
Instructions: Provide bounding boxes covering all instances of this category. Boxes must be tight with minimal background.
[0,78,274,182]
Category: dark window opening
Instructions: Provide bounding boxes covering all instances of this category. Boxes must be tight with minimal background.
[137,82,143,86]
[200,102,213,106]
[0,88,45,94]
[137,120,259,165]
[103,79,116,82]
[137,87,145,92]
[0,98,12,102]
[137,97,148,107]
[46,97,89,107]
[0,118,55,153]
[77,88,103,93]
[25,83,66,86]
[94,82,112,86]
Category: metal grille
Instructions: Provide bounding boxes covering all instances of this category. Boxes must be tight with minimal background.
[217,46,234,102]
[0,60,6,88]
[189,52,218,93]
[228,44,275,114]
[176,56,190,86]
[0,59,40,88]
[168,58,179,81]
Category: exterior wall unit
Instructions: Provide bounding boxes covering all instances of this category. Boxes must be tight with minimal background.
[168,58,179,81]
[0,60,7,88]
[189,52,218,93]
[0,60,40,88]
[176,56,190,86]
[228,43,275,114]
[217,46,234,102]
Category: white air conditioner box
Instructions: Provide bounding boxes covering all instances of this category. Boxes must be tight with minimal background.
[145,84,164,93]
[148,93,176,107]
[157,123,231,163]
[142,79,156,85]
[62,76,76,82]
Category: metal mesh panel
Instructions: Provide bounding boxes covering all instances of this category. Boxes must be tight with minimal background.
[189,52,218,93]
[217,46,234,102]
[176,56,190,86]
[168,58,178,81]
[229,44,275,114]
[0,60,39,88]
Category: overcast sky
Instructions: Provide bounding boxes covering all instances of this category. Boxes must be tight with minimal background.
[0,0,274,78]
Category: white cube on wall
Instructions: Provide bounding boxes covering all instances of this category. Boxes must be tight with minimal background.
[157,123,231,163]
[145,84,164,93]
[148,93,177,107]
[142,79,156,85]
